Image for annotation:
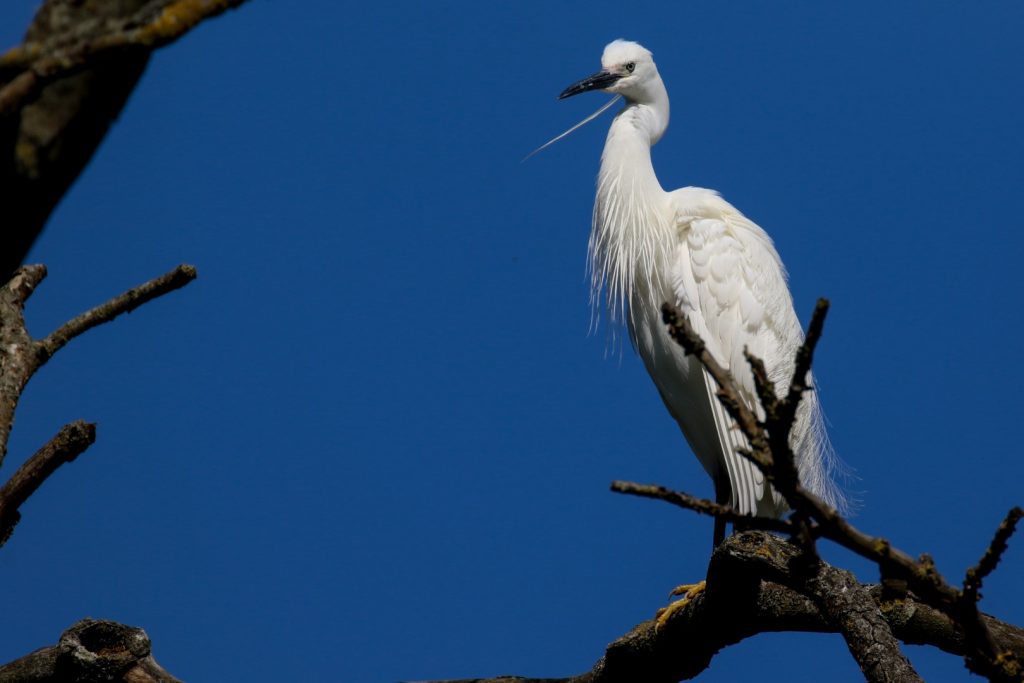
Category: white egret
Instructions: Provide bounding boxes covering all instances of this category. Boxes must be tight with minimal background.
[552,40,845,546]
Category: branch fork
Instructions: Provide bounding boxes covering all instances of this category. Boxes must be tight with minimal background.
[607,298,1024,681]
[0,264,196,547]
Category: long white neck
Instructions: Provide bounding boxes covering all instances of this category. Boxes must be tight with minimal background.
[589,84,674,329]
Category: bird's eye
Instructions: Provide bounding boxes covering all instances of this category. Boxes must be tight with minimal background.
[625,62,636,73]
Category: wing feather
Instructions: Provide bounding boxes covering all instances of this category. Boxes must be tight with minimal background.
[669,198,791,517]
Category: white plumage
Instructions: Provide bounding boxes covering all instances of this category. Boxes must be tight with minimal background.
[558,40,844,526]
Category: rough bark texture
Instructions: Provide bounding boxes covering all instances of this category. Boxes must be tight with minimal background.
[409,532,1024,683]
[0,0,248,279]
[0,619,180,682]
[0,0,149,278]
[657,302,1023,681]
[0,263,196,476]
[0,420,96,544]
[407,532,1024,683]
[0,3,212,683]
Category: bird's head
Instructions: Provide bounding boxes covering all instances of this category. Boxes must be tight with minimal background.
[560,40,659,104]
[524,40,665,160]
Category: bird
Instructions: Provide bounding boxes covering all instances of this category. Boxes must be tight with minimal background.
[551,40,845,547]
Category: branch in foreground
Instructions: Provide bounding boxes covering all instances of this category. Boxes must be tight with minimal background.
[0,0,250,278]
[660,300,1023,681]
[0,263,197,470]
[39,263,198,361]
[0,618,181,683]
[403,532,1024,683]
[609,480,794,534]
[0,421,96,546]
[609,484,919,680]
[0,0,250,115]
[0,264,196,548]
[659,303,770,473]
[964,507,1024,604]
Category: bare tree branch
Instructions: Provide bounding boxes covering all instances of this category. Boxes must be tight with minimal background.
[0,420,96,546]
[0,0,250,115]
[406,532,1024,683]
[658,300,1024,681]
[610,480,795,534]
[0,618,181,682]
[39,263,197,361]
[0,0,250,279]
[964,507,1024,603]
[804,552,922,681]
[0,264,196,473]
[658,303,771,472]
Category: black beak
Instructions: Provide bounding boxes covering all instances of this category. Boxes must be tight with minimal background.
[559,70,621,99]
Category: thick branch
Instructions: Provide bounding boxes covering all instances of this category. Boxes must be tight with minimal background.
[0,618,181,682]
[0,0,250,278]
[0,0,250,113]
[0,420,95,546]
[407,533,1024,683]
[0,267,45,466]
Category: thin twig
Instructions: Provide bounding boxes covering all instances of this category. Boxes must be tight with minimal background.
[659,303,771,471]
[782,298,829,419]
[38,263,197,362]
[759,299,830,491]
[0,421,96,546]
[964,507,1024,603]
[743,350,778,417]
[610,480,795,534]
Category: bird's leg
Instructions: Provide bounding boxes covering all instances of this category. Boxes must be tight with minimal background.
[713,476,730,547]
[713,518,726,547]
[653,478,731,629]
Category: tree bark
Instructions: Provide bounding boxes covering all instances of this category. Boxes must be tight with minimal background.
[0,0,248,279]
[0,618,181,682]
[407,532,1024,683]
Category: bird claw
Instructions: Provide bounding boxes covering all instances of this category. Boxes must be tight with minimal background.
[655,580,706,631]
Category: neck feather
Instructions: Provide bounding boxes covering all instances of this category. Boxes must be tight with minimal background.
[589,102,674,331]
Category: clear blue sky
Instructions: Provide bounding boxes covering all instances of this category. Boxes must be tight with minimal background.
[1,2,1022,681]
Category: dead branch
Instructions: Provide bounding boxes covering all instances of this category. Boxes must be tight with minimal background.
[964,507,1024,603]
[656,300,1023,681]
[0,0,249,115]
[0,420,95,546]
[659,303,771,472]
[405,532,1024,683]
[609,480,795,534]
[0,0,250,279]
[0,264,196,545]
[39,263,197,361]
[0,618,181,683]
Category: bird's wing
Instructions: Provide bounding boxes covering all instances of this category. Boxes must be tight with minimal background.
[669,197,789,516]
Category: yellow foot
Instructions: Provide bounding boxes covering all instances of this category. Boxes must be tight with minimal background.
[655,580,706,631]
